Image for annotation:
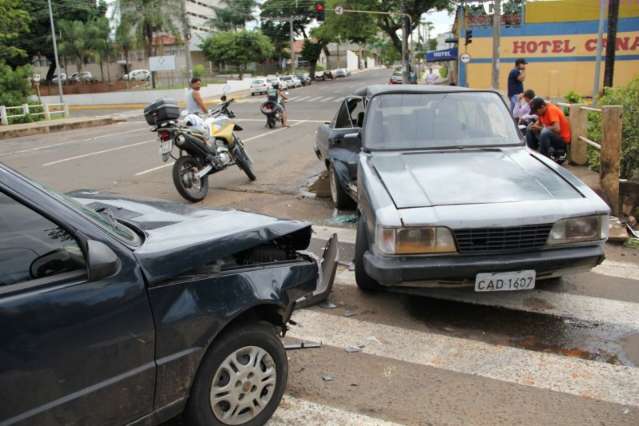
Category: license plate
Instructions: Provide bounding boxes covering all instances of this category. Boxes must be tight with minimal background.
[475,270,536,292]
[159,140,172,155]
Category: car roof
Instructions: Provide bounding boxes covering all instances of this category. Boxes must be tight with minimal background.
[353,84,489,98]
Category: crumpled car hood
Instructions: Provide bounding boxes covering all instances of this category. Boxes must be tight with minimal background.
[69,192,311,284]
[371,149,582,208]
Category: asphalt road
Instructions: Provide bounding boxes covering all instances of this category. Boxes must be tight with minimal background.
[2,68,639,425]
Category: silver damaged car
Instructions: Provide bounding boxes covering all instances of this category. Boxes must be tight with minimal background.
[352,85,610,293]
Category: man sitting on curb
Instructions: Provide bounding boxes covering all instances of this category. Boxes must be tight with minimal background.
[526,98,571,160]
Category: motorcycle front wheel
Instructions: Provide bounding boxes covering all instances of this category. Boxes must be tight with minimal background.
[172,156,209,202]
[234,139,257,181]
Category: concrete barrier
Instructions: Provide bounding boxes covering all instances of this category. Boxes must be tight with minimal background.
[0,116,126,140]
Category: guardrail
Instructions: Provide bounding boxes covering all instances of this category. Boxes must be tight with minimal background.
[557,102,623,216]
[0,103,70,126]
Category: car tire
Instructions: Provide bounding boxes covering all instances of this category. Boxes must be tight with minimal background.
[185,321,288,426]
[329,164,356,210]
[355,216,383,292]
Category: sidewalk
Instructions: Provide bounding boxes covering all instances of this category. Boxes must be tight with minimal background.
[0,115,126,140]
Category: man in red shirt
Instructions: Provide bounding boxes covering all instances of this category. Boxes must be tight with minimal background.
[526,98,571,159]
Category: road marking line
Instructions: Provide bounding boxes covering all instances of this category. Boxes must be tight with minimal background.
[295,96,311,102]
[42,139,154,167]
[333,97,344,102]
[235,118,326,124]
[135,162,174,176]
[312,225,639,280]
[307,96,325,102]
[3,128,147,157]
[287,96,299,102]
[289,310,639,408]
[271,396,402,426]
[332,269,639,329]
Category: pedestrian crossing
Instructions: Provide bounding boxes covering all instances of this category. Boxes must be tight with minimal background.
[242,95,344,104]
[268,225,639,424]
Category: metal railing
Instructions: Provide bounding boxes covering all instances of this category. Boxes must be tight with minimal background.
[556,102,623,216]
[0,103,69,126]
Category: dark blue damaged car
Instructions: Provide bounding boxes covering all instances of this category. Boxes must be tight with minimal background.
[0,163,337,426]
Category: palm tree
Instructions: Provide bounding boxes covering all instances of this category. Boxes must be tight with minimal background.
[209,0,256,32]
[58,20,93,73]
[115,17,136,77]
[87,17,113,82]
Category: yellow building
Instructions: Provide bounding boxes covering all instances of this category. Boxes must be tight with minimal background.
[458,0,639,97]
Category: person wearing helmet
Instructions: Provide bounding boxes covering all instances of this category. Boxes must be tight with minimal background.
[266,82,289,127]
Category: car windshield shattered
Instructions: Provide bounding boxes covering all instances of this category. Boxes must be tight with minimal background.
[364,92,520,150]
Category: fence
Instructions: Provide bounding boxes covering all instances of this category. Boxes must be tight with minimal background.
[557,102,623,216]
[0,103,69,126]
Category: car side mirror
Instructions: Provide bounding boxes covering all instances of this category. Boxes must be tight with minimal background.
[87,240,120,281]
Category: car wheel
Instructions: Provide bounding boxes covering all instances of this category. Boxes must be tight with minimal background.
[355,216,383,292]
[329,164,356,210]
[185,321,287,426]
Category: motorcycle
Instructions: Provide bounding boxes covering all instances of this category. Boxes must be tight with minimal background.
[145,97,256,202]
[260,99,284,129]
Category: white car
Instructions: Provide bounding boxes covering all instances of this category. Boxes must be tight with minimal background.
[290,76,303,88]
[334,69,347,78]
[69,71,94,82]
[124,69,151,81]
[279,76,299,89]
[51,73,67,83]
[251,79,270,95]
[267,76,287,90]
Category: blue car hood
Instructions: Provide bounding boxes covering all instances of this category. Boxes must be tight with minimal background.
[371,149,583,209]
[69,192,312,284]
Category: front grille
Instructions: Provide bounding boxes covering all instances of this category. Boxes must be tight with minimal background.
[453,224,553,254]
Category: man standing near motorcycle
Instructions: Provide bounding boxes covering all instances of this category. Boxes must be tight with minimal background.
[187,77,208,115]
[266,82,289,127]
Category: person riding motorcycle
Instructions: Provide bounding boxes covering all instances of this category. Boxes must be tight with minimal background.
[266,82,289,127]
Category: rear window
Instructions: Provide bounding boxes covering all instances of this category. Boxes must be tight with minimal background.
[364,92,520,150]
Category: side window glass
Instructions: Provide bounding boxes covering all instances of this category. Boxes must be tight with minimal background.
[347,98,365,128]
[0,192,86,286]
[334,101,354,129]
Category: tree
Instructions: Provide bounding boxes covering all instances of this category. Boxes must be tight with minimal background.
[12,0,105,79]
[209,0,257,32]
[115,16,136,76]
[87,17,113,81]
[0,61,32,106]
[300,25,336,78]
[58,20,94,73]
[116,0,179,60]
[428,38,438,51]
[201,30,274,79]
[0,0,31,63]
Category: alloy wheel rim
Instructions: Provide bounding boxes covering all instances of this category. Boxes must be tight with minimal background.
[209,346,276,425]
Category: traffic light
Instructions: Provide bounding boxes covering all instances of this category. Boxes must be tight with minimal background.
[315,2,325,22]
[465,30,473,46]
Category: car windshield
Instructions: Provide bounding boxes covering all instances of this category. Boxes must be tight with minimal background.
[253,80,264,84]
[281,77,291,80]
[364,92,520,150]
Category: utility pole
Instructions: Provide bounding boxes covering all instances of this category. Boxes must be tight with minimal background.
[47,0,64,104]
[604,0,620,88]
[290,15,296,73]
[401,1,410,84]
[491,0,502,90]
[592,0,607,104]
[181,0,192,81]
[457,1,465,86]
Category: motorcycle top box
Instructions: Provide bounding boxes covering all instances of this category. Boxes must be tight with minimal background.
[144,98,180,125]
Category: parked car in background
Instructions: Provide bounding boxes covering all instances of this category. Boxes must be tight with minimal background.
[267,76,287,90]
[51,73,67,83]
[251,78,270,95]
[389,71,403,84]
[334,69,347,78]
[124,69,151,81]
[346,85,609,293]
[69,71,95,83]
[291,76,303,88]
[0,162,337,426]
[296,74,312,86]
[313,71,326,81]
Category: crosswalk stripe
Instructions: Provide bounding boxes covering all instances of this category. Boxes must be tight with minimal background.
[271,396,401,426]
[319,97,335,102]
[333,269,639,329]
[311,225,639,281]
[333,97,343,102]
[295,96,311,102]
[289,310,639,408]
[307,96,325,102]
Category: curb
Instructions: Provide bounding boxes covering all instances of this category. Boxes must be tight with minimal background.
[68,89,252,111]
[0,116,127,140]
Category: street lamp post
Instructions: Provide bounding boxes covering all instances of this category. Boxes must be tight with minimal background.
[47,0,64,104]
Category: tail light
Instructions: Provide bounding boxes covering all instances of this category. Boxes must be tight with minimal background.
[159,130,171,141]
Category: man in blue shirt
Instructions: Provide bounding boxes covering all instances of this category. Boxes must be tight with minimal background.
[507,58,527,113]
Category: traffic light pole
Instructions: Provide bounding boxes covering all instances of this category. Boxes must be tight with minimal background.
[491,0,501,90]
